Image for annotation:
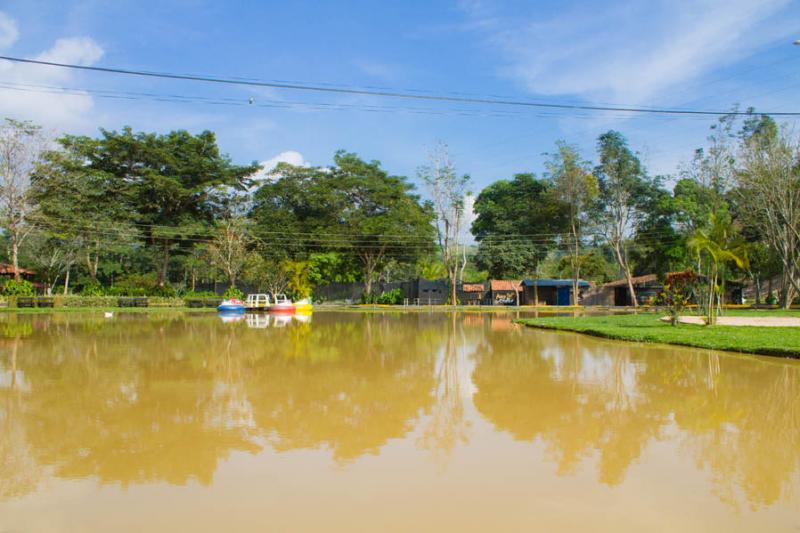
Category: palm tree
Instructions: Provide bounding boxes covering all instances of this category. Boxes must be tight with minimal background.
[688,213,748,325]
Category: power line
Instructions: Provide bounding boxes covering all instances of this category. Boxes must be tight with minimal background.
[3,55,799,117]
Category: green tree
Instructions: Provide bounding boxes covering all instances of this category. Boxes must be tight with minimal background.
[31,135,136,283]
[472,173,568,279]
[546,143,597,303]
[688,212,748,324]
[89,128,256,286]
[252,152,435,296]
[595,131,648,307]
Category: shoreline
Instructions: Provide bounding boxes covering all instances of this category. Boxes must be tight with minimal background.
[516,314,800,359]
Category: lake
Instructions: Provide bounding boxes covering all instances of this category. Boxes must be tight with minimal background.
[1,311,799,531]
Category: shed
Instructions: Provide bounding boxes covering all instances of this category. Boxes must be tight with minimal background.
[488,280,522,306]
[522,279,591,306]
[460,282,486,305]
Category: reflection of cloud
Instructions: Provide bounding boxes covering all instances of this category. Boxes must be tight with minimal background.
[0,11,104,128]
[252,150,307,181]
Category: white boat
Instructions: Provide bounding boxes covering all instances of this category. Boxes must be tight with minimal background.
[246,293,270,310]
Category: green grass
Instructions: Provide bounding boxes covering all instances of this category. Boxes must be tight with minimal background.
[0,306,218,314]
[516,312,800,358]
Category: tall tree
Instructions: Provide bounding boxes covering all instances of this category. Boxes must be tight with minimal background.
[252,152,435,295]
[418,142,471,306]
[472,173,568,279]
[31,135,135,282]
[545,142,597,304]
[0,119,48,281]
[89,128,256,286]
[205,216,251,288]
[737,117,800,308]
[595,131,647,307]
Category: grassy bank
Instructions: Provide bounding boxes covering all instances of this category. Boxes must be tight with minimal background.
[516,313,800,358]
[0,306,217,314]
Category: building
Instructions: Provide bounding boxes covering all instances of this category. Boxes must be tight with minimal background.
[487,280,522,305]
[521,279,592,306]
[597,273,745,307]
[460,283,486,305]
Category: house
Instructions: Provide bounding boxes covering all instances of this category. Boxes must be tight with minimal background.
[0,263,36,279]
[598,273,745,307]
[487,280,522,305]
[521,279,592,306]
[460,283,486,305]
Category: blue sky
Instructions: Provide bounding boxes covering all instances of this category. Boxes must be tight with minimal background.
[1,0,800,194]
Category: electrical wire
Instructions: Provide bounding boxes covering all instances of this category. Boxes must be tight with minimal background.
[3,55,799,117]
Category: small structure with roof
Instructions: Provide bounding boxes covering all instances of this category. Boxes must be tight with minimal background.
[460,282,486,305]
[487,280,522,305]
[522,279,591,306]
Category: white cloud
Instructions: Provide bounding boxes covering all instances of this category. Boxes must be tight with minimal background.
[0,11,19,49]
[0,12,103,129]
[461,0,795,105]
[252,150,307,181]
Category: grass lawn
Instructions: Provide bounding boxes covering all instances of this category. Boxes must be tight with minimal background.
[516,312,800,358]
[0,306,218,314]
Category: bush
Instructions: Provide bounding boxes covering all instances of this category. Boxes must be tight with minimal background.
[2,279,34,296]
[182,290,218,299]
[766,293,778,305]
[223,286,244,300]
[655,270,697,326]
[377,288,403,305]
[80,281,105,296]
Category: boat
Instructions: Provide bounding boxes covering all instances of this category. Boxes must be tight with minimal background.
[294,297,313,314]
[268,294,296,314]
[246,293,270,310]
[217,298,245,313]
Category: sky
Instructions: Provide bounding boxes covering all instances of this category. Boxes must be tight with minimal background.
[1,0,800,195]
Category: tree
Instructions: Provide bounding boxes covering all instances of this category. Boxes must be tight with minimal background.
[251,152,435,296]
[545,143,597,304]
[595,131,647,307]
[205,216,251,288]
[30,135,136,282]
[242,253,290,295]
[88,128,257,286]
[737,117,800,308]
[335,152,435,296]
[0,119,48,281]
[472,173,568,279]
[418,142,471,306]
[688,212,748,324]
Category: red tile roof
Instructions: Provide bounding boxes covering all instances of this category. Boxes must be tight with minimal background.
[490,280,521,292]
[0,263,36,275]
[462,283,485,292]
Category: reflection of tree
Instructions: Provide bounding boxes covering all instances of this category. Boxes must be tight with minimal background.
[243,313,440,462]
[0,312,446,498]
[418,313,471,468]
[472,328,800,507]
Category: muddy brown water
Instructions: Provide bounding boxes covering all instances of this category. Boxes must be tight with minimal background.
[1,311,799,532]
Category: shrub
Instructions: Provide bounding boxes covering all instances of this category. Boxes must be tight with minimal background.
[80,281,105,296]
[223,286,244,300]
[182,290,218,299]
[377,288,403,305]
[655,270,697,326]
[766,293,778,305]
[2,279,34,296]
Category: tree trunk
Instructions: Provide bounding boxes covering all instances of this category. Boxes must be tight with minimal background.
[11,236,20,282]
[754,276,761,305]
[158,240,170,286]
[63,268,70,295]
[450,267,458,306]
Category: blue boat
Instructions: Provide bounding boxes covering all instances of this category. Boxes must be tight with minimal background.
[217,299,245,313]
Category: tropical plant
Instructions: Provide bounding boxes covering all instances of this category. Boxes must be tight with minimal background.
[688,213,748,325]
[656,270,698,326]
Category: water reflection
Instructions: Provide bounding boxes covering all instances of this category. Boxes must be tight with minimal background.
[0,311,798,522]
